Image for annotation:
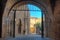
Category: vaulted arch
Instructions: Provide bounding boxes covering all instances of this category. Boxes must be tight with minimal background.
[2,0,53,38]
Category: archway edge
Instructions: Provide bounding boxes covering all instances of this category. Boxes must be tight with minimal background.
[6,0,53,21]
[7,1,48,16]
[2,0,53,20]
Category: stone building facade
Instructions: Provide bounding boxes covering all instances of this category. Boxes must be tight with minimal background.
[2,4,30,37]
[30,17,42,34]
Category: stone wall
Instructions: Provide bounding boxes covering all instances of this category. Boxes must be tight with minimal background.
[54,0,60,40]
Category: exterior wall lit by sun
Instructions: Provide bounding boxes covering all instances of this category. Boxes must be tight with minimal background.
[30,17,42,34]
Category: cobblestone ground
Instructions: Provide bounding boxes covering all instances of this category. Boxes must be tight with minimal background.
[0,35,52,40]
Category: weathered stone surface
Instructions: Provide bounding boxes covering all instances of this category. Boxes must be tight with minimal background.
[54,0,60,40]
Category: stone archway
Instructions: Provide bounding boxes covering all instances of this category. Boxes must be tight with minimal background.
[2,0,53,38]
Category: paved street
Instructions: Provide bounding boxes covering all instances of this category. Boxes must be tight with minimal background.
[4,35,52,40]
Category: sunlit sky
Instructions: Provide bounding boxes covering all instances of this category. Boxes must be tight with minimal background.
[27,4,42,18]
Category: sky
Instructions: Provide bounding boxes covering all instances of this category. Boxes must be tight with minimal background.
[27,4,42,18]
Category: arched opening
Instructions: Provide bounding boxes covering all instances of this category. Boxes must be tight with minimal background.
[2,1,53,38]
[2,3,45,37]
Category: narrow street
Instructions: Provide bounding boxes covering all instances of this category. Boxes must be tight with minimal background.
[3,35,51,40]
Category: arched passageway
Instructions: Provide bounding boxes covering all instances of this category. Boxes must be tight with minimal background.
[2,1,53,38]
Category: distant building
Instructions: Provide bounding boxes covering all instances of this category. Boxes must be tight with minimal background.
[30,17,42,34]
